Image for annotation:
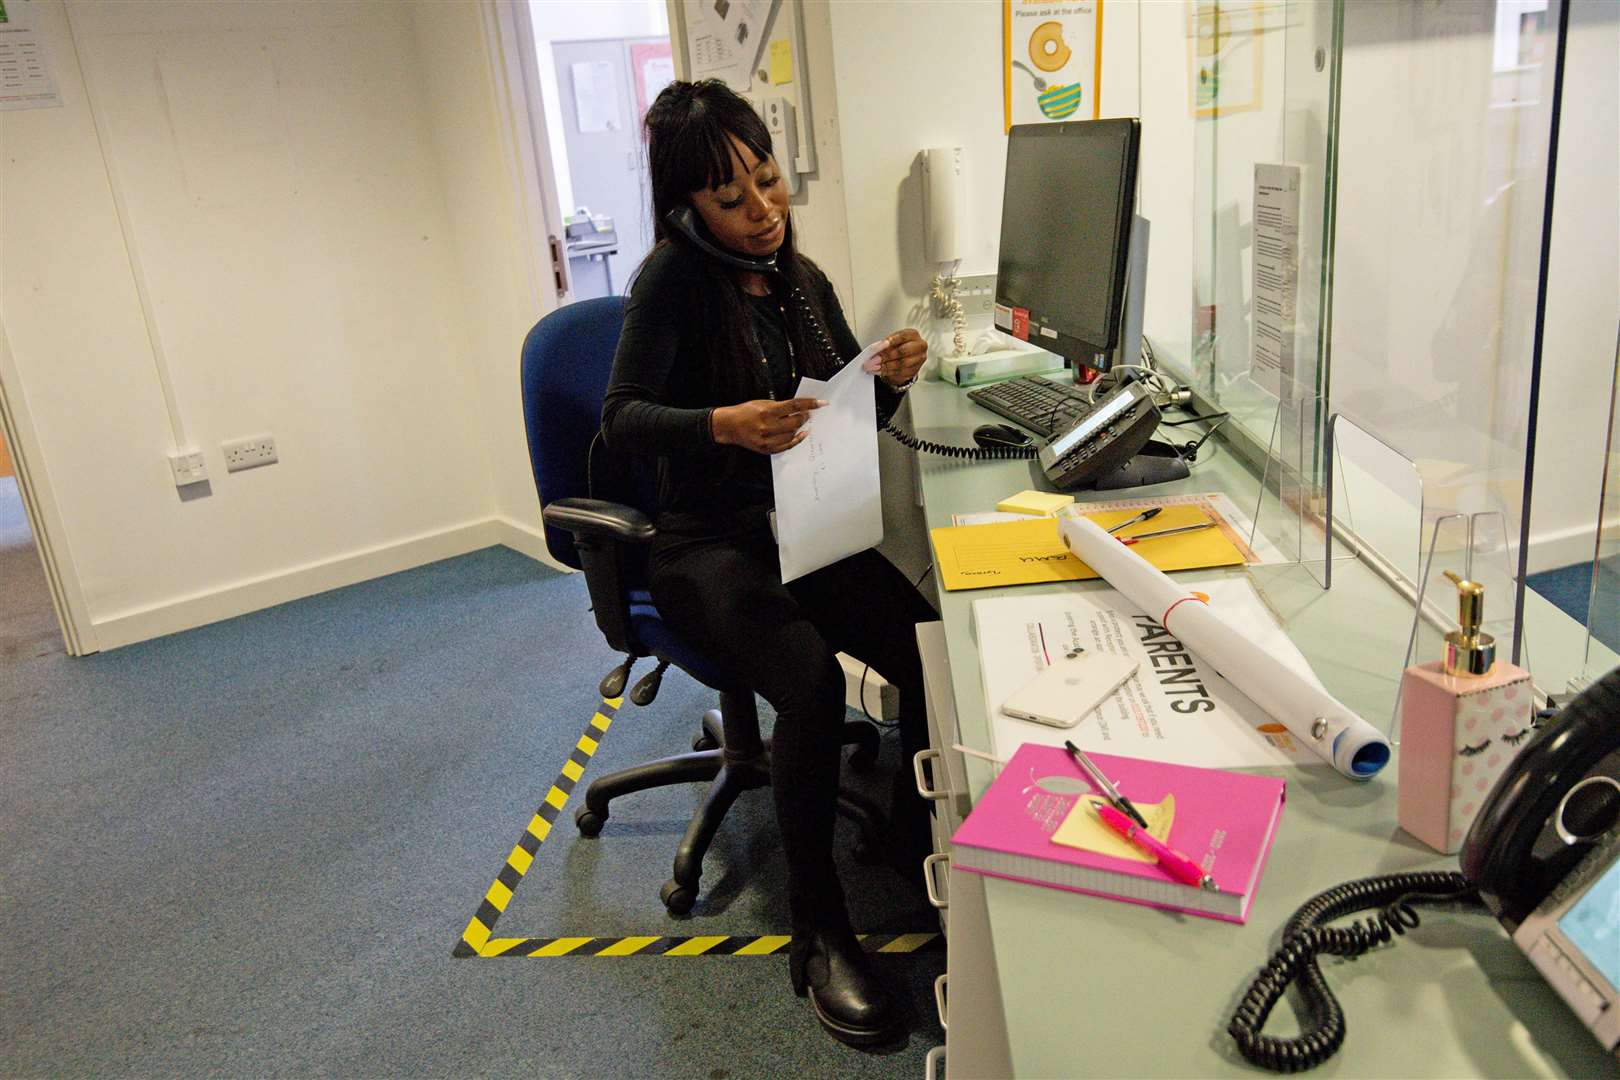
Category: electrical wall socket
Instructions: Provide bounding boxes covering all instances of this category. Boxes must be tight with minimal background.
[168,450,208,487]
[222,435,278,473]
[934,274,997,319]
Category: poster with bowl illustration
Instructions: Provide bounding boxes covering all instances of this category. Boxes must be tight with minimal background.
[1003,0,1101,131]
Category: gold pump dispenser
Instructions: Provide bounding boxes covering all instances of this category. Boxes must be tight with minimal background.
[1442,570,1495,677]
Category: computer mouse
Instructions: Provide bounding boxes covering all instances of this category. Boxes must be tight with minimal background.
[973,423,1033,450]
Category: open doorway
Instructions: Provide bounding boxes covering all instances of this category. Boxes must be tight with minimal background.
[0,413,63,663]
[529,1,674,302]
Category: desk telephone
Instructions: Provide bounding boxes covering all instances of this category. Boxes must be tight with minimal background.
[1229,668,1620,1071]
[664,205,1169,491]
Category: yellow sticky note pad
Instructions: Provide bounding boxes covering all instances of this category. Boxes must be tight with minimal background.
[996,489,1074,516]
[1052,794,1176,861]
[929,505,1244,591]
[768,40,793,84]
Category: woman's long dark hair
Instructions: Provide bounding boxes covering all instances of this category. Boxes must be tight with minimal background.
[640,79,842,403]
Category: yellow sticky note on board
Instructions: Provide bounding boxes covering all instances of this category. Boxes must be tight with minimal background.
[768,39,793,84]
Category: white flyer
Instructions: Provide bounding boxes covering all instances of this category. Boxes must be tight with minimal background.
[770,347,884,583]
[973,580,1327,769]
[0,0,61,112]
[1252,163,1302,400]
[570,61,621,134]
[683,0,774,90]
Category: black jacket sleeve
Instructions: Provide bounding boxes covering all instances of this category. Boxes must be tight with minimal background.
[600,247,715,454]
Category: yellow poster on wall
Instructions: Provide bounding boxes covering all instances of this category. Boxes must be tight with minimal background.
[1003,0,1102,133]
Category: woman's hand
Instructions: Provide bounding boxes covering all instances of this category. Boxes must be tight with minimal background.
[864,329,927,388]
[711,397,825,454]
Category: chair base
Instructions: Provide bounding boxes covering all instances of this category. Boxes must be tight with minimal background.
[574,690,887,915]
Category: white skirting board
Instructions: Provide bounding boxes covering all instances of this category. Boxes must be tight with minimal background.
[89,518,531,652]
[83,516,908,689]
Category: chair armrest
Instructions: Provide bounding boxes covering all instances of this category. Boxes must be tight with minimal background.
[542,498,655,545]
[542,498,656,655]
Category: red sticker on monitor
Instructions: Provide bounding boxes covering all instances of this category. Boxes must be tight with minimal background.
[1011,307,1029,341]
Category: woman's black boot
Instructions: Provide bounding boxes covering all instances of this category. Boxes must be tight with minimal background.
[790,928,903,1047]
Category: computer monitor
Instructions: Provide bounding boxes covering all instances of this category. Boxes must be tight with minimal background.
[994,118,1141,371]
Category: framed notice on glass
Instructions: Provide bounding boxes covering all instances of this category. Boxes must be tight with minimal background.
[1003,0,1102,132]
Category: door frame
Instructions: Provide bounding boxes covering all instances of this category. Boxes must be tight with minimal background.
[0,316,97,656]
[479,0,572,307]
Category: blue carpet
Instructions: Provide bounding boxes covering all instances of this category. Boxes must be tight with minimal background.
[1528,558,1620,654]
[0,539,943,1077]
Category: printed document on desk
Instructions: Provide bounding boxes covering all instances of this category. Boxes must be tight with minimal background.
[974,580,1325,768]
[771,351,883,583]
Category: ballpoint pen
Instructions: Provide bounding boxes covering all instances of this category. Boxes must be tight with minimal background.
[1094,803,1219,892]
[1063,739,1150,829]
[1116,521,1215,546]
[1105,506,1162,535]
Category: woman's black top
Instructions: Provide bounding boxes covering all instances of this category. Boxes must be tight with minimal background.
[600,240,904,536]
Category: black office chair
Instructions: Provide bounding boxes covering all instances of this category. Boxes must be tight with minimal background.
[520,297,885,914]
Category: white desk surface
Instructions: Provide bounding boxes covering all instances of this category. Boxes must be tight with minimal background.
[907,377,1618,1079]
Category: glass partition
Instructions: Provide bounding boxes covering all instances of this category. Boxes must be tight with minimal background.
[1139,0,1615,714]
[1570,348,1619,691]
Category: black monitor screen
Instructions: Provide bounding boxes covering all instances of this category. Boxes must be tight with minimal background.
[995,119,1139,368]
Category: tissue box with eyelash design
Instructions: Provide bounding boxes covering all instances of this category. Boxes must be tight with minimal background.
[1397,661,1534,854]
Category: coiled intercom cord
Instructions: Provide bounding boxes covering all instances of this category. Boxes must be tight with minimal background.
[882,420,1040,460]
[1227,871,1481,1073]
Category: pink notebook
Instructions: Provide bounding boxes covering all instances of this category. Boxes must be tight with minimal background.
[951,743,1286,923]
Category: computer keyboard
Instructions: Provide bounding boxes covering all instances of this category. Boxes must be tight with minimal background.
[966,375,1097,439]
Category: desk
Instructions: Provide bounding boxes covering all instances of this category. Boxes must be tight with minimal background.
[906,377,1619,1078]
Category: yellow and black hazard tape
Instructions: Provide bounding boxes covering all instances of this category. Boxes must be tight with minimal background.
[454,698,619,958]
[477,932,942,958]
[453,696,943,961]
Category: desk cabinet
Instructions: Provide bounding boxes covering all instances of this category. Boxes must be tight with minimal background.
[918,622,1014,1078]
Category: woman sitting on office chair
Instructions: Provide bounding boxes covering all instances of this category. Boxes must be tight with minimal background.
[601,79,935,1048]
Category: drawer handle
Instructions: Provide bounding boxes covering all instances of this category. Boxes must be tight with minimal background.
[913,749,949,801]
[923,852,950,909]
[934,973,948,1030]
[924,1045,945,1080]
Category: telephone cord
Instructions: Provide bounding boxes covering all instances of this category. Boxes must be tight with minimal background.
[1227,870,1480,1073]
[881,420,1040,460]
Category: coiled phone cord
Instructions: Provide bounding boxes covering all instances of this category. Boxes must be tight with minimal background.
[1227,870,1480,1073]
[881,420,1040,460]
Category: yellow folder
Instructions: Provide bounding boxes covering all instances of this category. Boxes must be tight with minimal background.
[930,506,1245,591]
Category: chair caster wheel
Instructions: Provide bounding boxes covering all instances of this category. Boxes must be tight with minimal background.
[575,807,605,837]
[660,879,695,915]
[692,731,718,752]
[848,743,879,773]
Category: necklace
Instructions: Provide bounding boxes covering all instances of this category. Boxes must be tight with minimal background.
[745,291,798,401]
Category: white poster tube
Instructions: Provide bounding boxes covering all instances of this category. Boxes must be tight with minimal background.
[1058,514,1391,780]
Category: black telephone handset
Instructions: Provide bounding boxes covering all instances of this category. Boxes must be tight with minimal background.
[1462,667,1620,928]
[1228,667,1620,1072]
[663,205,778,272]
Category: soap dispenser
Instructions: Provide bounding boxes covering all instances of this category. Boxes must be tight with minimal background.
[1397,571,1535,853]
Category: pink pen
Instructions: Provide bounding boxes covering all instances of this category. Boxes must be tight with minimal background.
[1095,803,1219,892]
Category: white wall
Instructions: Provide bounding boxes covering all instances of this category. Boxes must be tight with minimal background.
[529,0,668,216]
[822,0,1138,576]
[1,0,540,649]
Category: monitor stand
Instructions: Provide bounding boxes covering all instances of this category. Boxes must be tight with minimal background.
[1092,439,1190,490]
